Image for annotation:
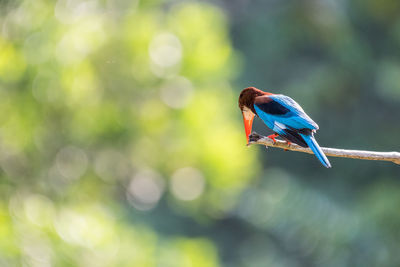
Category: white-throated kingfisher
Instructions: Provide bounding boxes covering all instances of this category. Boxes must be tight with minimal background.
[238,87,331,168]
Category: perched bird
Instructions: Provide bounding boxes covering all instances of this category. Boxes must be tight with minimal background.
[238,87,331,168]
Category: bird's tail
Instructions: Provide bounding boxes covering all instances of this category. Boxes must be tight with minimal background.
[300,133,331,168]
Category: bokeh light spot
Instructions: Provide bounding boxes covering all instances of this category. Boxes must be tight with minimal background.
[149,32,182,67]
[170,167,205,201]
[126,170,165,211]
[24,194,56,227]
[23,31,52,65]
[160,76,194,109]
[55,0,99,24]
[56,146,88,180]
[56,17,105,65]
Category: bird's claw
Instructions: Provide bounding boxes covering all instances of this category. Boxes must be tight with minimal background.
[267,133,279,143]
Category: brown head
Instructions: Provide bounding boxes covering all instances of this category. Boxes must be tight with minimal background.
[238,87,273,143]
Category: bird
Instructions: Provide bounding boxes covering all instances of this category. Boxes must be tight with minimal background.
[238,87,331,168]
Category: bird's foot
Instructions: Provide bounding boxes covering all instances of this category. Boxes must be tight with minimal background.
[267,133,279,143]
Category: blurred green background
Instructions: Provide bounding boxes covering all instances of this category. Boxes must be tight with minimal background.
[0,0,399,266]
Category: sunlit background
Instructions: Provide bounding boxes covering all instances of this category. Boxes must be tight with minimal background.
[0,0,399,266]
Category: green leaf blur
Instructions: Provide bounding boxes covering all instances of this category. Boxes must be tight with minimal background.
[0,0,255,266]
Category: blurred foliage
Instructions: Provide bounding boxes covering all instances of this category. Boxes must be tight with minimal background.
[0,0,399,266]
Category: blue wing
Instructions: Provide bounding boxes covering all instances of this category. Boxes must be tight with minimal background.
[254,94,318,131]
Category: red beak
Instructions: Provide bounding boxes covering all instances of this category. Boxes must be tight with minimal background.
[242,110,255,143]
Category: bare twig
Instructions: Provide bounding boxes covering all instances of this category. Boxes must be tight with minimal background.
[248,133,400,165]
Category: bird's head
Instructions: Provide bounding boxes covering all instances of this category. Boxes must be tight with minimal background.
[238,87,273,143]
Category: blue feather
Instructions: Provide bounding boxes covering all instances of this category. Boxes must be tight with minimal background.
[254,95,319,131]
[300,134,331,168]
[269,95,319,130]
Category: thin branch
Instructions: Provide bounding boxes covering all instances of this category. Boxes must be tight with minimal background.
[248,133,400,165]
